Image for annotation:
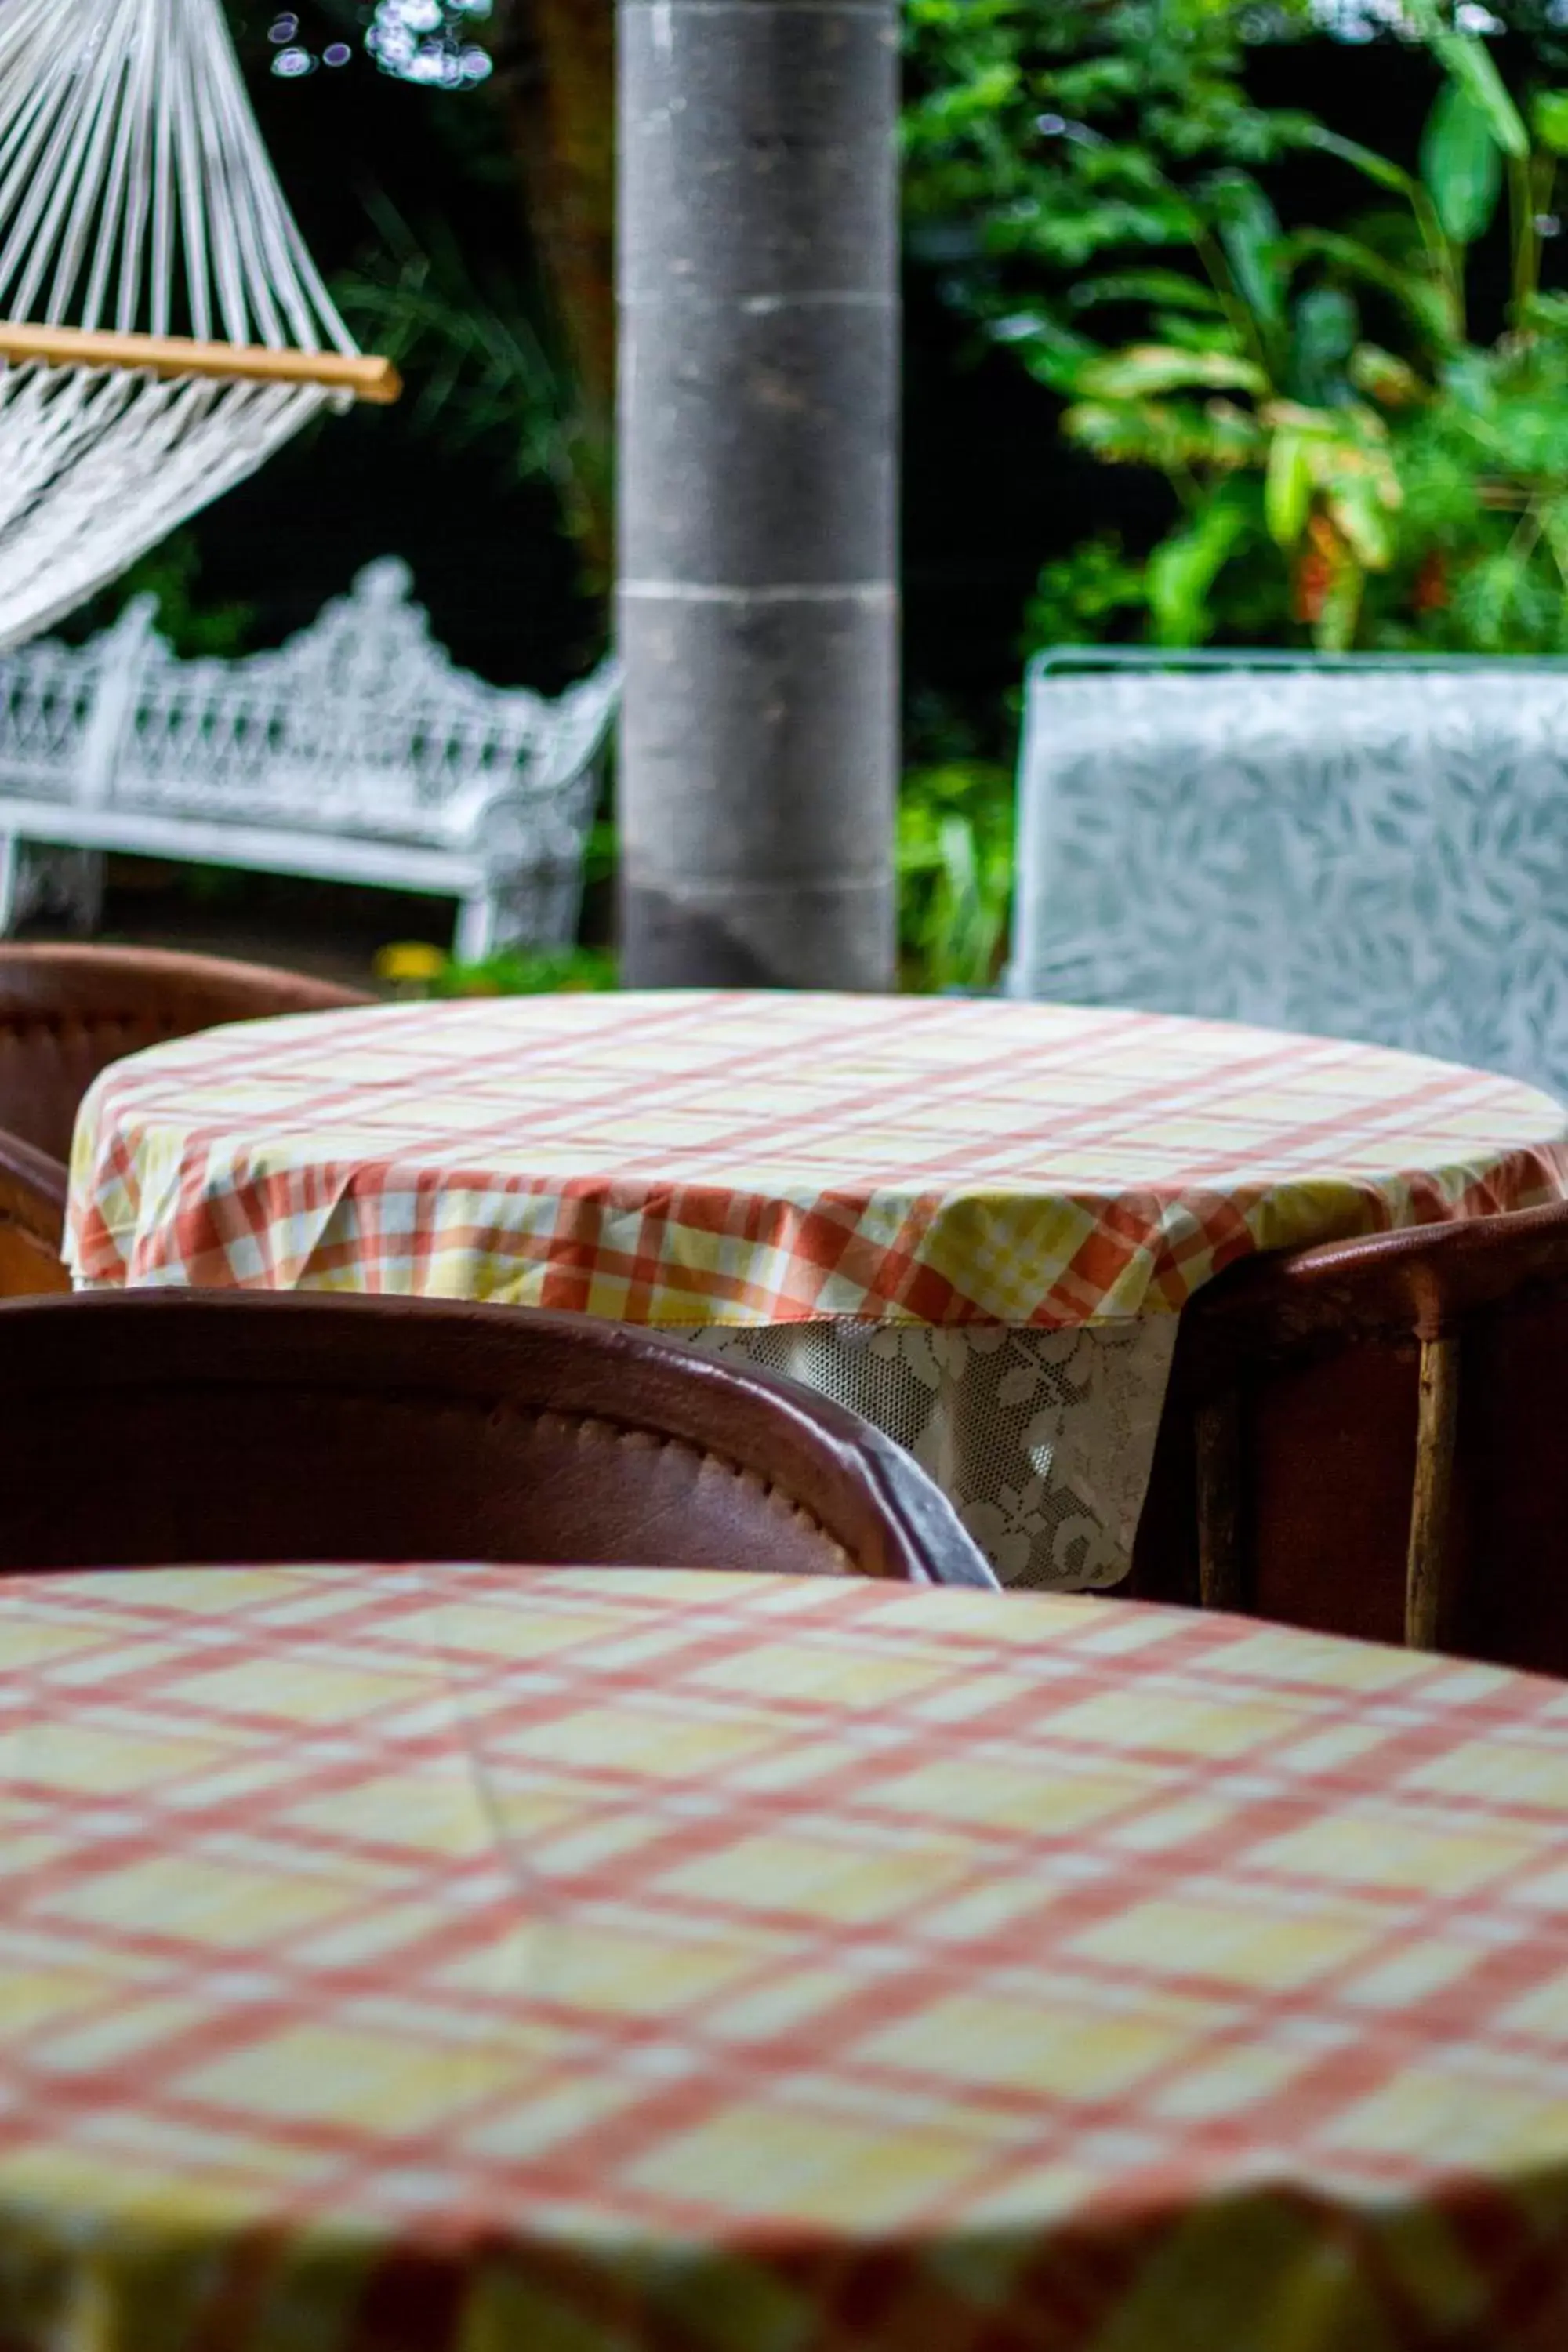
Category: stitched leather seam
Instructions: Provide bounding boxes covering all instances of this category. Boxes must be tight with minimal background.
[291,1393,849,1548]
[524,1406,855,1570]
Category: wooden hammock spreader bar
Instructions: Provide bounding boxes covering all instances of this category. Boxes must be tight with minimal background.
[0,321,401,404]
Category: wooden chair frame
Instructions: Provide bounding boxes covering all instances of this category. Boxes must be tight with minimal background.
[1151,1200,1568,1656]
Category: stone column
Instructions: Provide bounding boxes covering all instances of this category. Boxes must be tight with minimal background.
[617,0,899,988]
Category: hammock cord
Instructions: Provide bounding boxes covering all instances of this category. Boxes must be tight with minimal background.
[0,0,367,649]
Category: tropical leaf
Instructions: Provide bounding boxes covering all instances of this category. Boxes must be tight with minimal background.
[1061,396,1263,473]
[1348,343,1428,407]
[1067,270,1225,313]
[1206,169,1288,340]
[1534,91,1568,159]
[1519,290,1568,336]
[1306,128,1421,201]
[1290,284,1359,405]
[1326,474,1397,571]
[1429,30,1529,162]
[896,761,1015,993]
[1074,343,1269,397]
[907,59,1021,138]
[985,308,1098,394]
[1257,396,1402,564]
[1539,495,1568,586]
[1421,82,1503,247]
[995,195,1204,270]
[1288,229,1457,350]
[1451,549,1559,652]
[1150,313,1243,354]
[1203,397,1274,468]
[1047,55,1142,111]
[1261,396,1386,445]
[1314,550,1364,654]
[1265,428,1313,546]
[1145,485,1257,646]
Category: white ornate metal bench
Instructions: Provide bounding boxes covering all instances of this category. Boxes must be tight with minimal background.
[1009,646,1568,1102]
[0,558,619,963]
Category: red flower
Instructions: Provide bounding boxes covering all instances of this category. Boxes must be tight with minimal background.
[1292,514,1341,624]
[1411,550,1448,612]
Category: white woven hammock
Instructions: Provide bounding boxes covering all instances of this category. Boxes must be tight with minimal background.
[0,0,397,650]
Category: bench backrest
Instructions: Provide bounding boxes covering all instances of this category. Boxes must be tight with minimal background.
[0,630,109,795]
[0,561,617,848]
[1009,650,1568,1099]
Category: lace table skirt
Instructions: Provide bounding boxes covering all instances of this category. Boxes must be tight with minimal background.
[670,1318,1180,1591]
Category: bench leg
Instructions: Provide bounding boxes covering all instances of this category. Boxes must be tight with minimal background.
[455,891,497,966]
[57,848,104,937]
[0,845,103,938]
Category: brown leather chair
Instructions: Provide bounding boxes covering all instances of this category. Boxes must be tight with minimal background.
[1129,1200,1568,1673]
[0,1289,998,1585]
[0,945,368,1294]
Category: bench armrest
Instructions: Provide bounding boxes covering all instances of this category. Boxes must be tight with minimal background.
[444,659,619,844]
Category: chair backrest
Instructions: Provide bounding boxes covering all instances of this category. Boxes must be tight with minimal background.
[1131,1199,1568,1671]
[1009,648,1568,1098]
[0,944,368,1170]
[0,1290,999,1587]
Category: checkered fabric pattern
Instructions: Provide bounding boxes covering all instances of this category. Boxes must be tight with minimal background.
[65,992,1568,1323]
[3,1564,1568,2351]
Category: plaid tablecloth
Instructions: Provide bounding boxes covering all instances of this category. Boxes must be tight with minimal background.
[3,1563,1568,2352]
[65,992,1568,1585]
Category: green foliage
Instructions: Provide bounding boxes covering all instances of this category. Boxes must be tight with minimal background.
[66,531,253,659]
[910,0,1568,659]
[905,0,1319,355]
[1425,19,1530,158]
[336,201,601,563]
[1422,83,1504,244]
[1147,479,1261,643]
[1360,319,1568,653]
[406,944,619,996]
[1023,535,1147,647]
[896,760,1014,993]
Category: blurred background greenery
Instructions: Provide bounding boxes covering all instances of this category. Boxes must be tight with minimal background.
[907,0,1568,663]
[82,0,1568,992]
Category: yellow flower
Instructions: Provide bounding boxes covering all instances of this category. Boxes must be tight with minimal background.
[374,941,448,984]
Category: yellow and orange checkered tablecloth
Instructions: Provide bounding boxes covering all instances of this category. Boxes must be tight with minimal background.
[66,990,1568,1323]
[3,1563,1568,2350]
[64,991,1568,1590]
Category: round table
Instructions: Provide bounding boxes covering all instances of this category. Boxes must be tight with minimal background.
[66,990,1568,1588]
[3,1563,1568,2351]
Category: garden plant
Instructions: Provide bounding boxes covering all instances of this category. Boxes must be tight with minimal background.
[907,0,1568,655]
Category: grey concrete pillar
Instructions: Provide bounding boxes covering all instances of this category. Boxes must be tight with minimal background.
[617,0,899,989]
